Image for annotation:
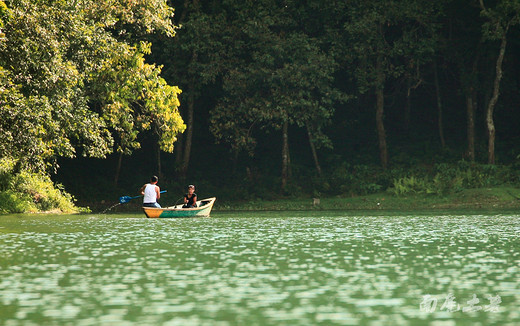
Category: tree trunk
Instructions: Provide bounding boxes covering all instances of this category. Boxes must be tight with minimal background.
[306,123,322,177]
[404,78,411,132]
[114,151,123,186]
[465,50,480,162]
[433,59,446,148]
[232,150,239,175]
[174,0,201,179]
[180,92,194,180]
[376,87,388,170]
[157,145,162,180]
[466,92,475,161]
[177,0,189,26]
[288,146,292,179]
[486,33,508,165]
[281,121,289,190]
[175,132,183,168]
[375,55,388,170]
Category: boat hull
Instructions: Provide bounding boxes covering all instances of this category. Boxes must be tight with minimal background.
[143,197,216,218]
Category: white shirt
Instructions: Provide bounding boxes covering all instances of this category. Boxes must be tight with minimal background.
[143,184,158,203]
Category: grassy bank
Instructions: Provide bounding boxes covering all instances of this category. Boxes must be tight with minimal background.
[5,186,520,215]
[214,187,520,211]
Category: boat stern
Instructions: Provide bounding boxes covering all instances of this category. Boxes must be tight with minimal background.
[142,207,163,218]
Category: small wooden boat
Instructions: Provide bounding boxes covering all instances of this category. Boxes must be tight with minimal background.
[143,197,216,218]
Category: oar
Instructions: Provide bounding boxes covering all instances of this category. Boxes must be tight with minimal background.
[119,190,167,204]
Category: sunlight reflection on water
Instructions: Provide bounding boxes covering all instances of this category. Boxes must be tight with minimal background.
[0,213,519,325]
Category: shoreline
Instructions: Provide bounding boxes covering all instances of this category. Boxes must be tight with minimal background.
[214,187,520,211]
[96,186,520,214]
[4,186,520,215]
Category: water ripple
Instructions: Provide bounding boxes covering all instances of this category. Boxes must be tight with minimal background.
[0,213,518,325]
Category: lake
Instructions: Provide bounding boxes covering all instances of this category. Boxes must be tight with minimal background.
[0,211,518,325]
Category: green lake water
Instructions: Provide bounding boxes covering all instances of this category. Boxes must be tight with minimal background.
[0,211,518,325]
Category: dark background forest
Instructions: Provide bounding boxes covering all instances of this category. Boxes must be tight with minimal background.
[1,0,520,211]
[60,0,520,206]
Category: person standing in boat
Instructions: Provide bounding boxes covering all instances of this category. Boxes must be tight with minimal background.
[183,185,197,208]
[140,176,161,208]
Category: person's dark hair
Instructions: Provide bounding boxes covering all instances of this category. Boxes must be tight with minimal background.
[151,175,158,183]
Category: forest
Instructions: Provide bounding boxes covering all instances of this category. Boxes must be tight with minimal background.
[1,0,520,212]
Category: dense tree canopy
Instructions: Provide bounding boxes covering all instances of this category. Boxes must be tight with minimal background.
[210,2,339,152]
[145,0,520,199]
[0,0,184,173]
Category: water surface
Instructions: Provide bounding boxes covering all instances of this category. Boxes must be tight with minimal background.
[0,211,518,325]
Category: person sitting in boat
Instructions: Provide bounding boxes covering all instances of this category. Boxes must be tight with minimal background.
[140,176,161,208]
[183,185,197,208]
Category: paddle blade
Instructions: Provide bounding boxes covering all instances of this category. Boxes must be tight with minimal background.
[119,196,132,204]
[119,190,165,204]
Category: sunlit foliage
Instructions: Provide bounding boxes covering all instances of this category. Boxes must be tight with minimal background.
[0,0,184,172]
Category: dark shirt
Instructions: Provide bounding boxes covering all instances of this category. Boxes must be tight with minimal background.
[184,193,197,207]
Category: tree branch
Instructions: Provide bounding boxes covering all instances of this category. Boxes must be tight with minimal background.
[479,0,486,11]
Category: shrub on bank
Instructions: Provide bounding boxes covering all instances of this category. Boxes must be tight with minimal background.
[329,163,385,195]
[0,159,77,214]
[0,190,36,213]
[390,161,517,196]
[295,160,518,198]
